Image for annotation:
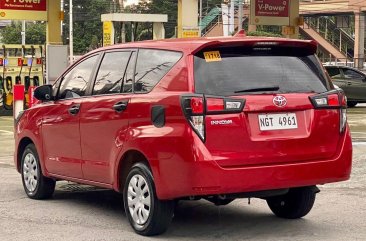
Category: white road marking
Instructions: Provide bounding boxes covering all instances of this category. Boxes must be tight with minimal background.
[353,142,366,145]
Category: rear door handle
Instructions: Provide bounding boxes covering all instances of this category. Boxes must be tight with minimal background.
[113,101,128,112]
[347,82,352,86]
[68,105,80,115]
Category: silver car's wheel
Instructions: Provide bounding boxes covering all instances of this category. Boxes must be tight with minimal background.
[23,153,39,192]
[21,143,55,199]
[123,163,174,236]
[127,174,151,225]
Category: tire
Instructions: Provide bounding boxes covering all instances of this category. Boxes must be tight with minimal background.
[21,143,55,199]
[266,186,316,219]
[347,101,357,108]
[123,163,174,236]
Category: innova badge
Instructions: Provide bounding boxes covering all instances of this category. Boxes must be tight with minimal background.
[273,96,287,107]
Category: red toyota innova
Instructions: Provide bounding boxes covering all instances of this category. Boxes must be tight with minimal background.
[14,36,352,236]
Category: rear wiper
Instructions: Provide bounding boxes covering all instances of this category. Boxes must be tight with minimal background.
[234,86,280,93]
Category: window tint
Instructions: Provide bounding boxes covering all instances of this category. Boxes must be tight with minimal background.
[59,55,99,99]
[326,68,342,78]
[93,51,131,95]
[134,49,182,93]
[343,69,364,79]
[194,47,328,96]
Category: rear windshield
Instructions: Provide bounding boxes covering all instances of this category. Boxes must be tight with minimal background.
[194,46,329,96]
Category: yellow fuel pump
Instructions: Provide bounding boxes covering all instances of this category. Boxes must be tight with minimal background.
[0,46,5,110]
[0,45,45,111]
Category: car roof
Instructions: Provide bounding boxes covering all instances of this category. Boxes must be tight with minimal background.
[88,36,317,55]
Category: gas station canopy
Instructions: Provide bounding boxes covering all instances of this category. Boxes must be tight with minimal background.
[101,13,168,23]
[101,13,168,44]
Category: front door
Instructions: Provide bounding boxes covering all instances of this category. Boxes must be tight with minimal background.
[42,99,84,178]
[43,54,100,178]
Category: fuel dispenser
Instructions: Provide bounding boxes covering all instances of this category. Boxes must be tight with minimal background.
[0,47,4,109]
[0,44,45,112]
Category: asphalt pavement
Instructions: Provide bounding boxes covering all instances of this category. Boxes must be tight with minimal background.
[0,105,365,241]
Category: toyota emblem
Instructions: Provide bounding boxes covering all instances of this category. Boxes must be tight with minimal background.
[273,96,287,107]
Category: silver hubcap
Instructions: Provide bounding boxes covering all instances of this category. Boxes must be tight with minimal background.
[23,153,38,192]
[127,174,151,225]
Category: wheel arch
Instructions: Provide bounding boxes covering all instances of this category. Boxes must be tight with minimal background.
[115,149,151,193]
[16,137,35,172]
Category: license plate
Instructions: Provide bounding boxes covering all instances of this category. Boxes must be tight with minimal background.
[258,113,298,131]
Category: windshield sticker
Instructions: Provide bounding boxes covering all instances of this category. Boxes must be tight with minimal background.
[203,51,222,62]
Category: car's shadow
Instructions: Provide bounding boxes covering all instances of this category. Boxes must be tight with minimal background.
[51,184,327,239]
[52,184,124,214]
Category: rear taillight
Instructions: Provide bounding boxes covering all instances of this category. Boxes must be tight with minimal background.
[190,97,204,114]
[309,90,347,133]
[182,96,205,140]
[181,95,245,141]
[339,94,347,133]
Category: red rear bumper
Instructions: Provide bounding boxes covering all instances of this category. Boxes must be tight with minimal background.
[155,128,352,200]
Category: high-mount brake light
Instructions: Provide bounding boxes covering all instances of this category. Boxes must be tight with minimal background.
[253,42,279,46]
[181,95,245,142]
[309,90,347,133]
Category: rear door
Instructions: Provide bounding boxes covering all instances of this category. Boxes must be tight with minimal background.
[194,44,341,168]
[42,54,100,178]
[79,50,136,184]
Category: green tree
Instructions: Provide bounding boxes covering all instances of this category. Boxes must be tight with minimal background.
[129,0,223,40]
[26,23,46,44]
[63,0,114,54]
[0,22,21,44]
[0,21,46,44]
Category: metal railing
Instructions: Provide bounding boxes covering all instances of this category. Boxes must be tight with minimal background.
[201,7,222,36]
[303,16,357,59]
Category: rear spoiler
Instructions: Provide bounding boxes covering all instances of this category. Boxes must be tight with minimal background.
[192,38,318,55]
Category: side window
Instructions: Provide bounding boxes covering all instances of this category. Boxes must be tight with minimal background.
[93,51,132,95]
[343,69,364,80]
[326,68,341,78]
[59,55,99,99]
[134,49,182,93]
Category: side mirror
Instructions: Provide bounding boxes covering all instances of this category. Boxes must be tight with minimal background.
[34,85,53,101]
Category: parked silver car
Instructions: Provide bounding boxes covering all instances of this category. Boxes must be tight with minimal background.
[325,66,366,107]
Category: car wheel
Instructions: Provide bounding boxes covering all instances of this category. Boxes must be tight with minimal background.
[21,144,56,199]
[347,101,357,108]
[123,163,174,236]
[266,186,316,219]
